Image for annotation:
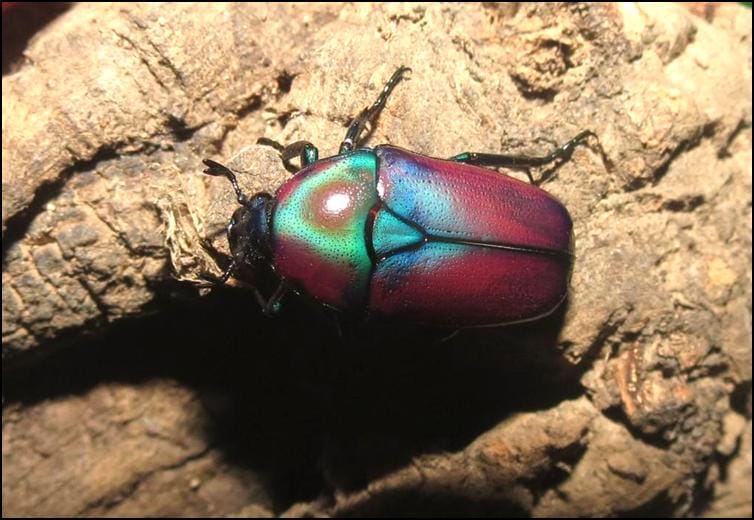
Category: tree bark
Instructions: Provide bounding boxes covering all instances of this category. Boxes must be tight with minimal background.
[2,3,751,517]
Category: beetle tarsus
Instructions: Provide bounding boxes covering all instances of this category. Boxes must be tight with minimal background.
[260,282,287,316]
[555,130,597,161]
[450,130,599,185]
[339,66,412,154]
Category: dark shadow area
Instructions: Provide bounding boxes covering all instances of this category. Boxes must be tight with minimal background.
[2,2,71,75]
[339,490,529,518]
[729,380,752,418]
[3,287,586,514]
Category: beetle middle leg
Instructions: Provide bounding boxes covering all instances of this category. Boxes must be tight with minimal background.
[450,130,597,185]
[260,282,288,316]
[339,66,412,153]
[198,262,288,316]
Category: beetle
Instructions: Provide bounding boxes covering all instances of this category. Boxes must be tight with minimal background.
[202,66,596,327]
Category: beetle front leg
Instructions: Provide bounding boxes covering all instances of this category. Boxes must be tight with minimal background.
[281,140,319,168]
[258,138,319,174]
[195,255,240,289]
[450,130,597,184]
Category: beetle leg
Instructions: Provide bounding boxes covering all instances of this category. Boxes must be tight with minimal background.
[329,312,347,343]
[260,282,288,316]
[438,328,462,343]
[339,66,412,154]
[196,260,235,289]
[199,264,287,317]
[281,141,319,168]
[256,137,286,153]
[217,258,239,284]
[449,130,597,184]
[257,138,319,174]
[198,257,238,287]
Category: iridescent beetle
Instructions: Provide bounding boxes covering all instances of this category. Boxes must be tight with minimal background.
[202,67,595,327]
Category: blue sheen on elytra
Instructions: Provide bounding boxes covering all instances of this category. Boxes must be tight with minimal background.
[376,150,458,238]
[371,208,425,257]
[375,145,572,251]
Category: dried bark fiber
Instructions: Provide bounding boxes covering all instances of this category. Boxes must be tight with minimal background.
[2,3,751,517]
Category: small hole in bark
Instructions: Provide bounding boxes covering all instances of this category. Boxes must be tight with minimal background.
[276,71,295,94]
[730,381,751,418]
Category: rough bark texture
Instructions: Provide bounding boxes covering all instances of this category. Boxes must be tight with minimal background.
[2,2,751,517]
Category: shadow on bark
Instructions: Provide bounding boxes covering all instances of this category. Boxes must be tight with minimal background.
[3,287,583,510]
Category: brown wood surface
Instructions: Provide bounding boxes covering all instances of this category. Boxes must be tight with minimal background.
[2,3,751,517]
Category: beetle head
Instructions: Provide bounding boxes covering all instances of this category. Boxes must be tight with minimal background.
[202,159,275,281]
[228,193,273,267]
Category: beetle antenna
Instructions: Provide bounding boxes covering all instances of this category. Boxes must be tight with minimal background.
[202,159,248,205]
